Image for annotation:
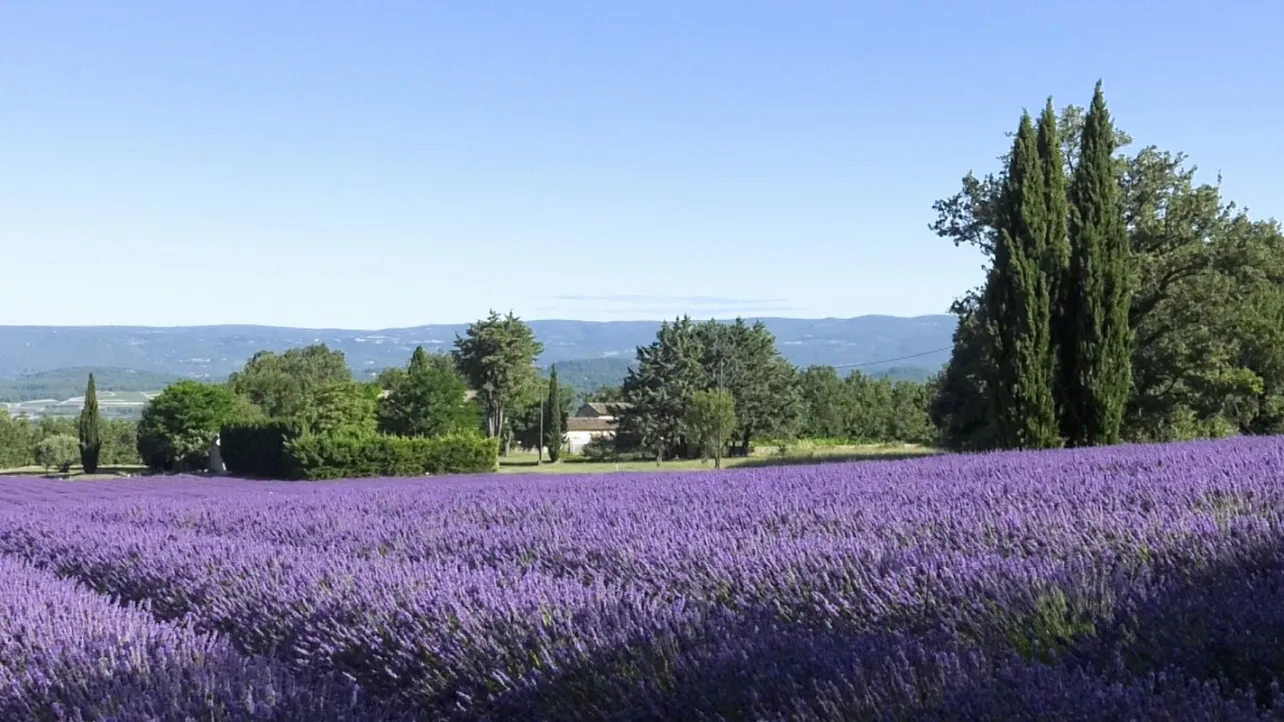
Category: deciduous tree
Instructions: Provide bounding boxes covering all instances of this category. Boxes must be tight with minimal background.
[685,388,736,468]
[35,434,79,473]
[137,380,255,472]
[377,347,478,438]
[452,311,543,446]
[227,344,352,421]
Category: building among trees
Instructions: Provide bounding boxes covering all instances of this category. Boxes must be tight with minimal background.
[565,402,631,453]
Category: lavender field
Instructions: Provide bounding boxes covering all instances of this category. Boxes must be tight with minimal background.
[3,438,1284,720]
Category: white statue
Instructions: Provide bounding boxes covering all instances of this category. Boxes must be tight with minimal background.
[208,435,227,475]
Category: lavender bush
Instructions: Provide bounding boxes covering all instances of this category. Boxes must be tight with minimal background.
[1,436,1284,718]
[0,557,395,721]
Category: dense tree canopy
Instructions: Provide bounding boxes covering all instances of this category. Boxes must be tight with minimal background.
[137,381,255,472]
[376,347,478,438]
[986,110,1060,450]
[931,87,1284,450]
[453,311,543,444]
[619,317,709,462]
[1062,82,1133,446]
[227,344,353,421]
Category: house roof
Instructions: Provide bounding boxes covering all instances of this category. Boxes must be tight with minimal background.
[566,417,617,432]
[579,401,633,416]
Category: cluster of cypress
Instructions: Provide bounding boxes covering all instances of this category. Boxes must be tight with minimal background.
[987,81,1132,449]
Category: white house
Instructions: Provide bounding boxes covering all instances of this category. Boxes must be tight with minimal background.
[565,402,632,454]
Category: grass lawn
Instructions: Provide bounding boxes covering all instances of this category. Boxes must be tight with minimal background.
[496,443,938,474]
[0,464,148,480]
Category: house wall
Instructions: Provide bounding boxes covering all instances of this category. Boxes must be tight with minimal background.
[566,430,614,454]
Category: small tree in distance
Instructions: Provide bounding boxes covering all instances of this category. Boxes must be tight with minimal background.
[686,389,737,469]
[78,373,103,473]
[36,434,80,474]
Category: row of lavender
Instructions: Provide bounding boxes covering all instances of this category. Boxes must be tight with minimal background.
[1,437,1284,718]
[0,556,401,721]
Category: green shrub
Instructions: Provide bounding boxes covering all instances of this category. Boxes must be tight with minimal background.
[35,434,80,473]
[283,430,499,480]
[220,420,303,480]
[423,432,500,474]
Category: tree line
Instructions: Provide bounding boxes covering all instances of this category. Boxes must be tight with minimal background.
[930,81,1284,451]
[604,316,935,463]
[0,373,139,473]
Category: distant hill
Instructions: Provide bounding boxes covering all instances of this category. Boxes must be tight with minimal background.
[547,357,637,393]
[0,315,955,391]
[0,367,183,403]
[541,357,938,396]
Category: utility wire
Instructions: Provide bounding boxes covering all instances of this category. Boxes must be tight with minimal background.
[829,346,953,370]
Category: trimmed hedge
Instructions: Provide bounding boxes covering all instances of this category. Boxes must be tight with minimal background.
[221,419,499,481]
[219,421,303,480]
[285,431,499,480]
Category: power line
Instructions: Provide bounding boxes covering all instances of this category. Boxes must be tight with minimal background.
[830,346,953,370]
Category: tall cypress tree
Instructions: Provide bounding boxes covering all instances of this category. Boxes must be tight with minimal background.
[545,365,564,462]
[78,373,102,474]
[1064,81,1132,446]
[1038,98,1072,444]
[986,112,1060,449]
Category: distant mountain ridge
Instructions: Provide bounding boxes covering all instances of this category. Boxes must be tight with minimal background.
[0,315,956,382]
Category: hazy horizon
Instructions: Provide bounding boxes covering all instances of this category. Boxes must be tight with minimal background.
[0,311,956,333]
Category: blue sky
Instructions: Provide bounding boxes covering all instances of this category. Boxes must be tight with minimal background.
[2,1,1281,329]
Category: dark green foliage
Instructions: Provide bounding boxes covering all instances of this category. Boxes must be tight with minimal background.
[137,380,255,472]
[99,419,141,466]
[797,365,937,446]
[219,420,304,480]
[619,317,707,462]
[226,344,353,421]
[284,430,498,480]
[987,112,1060,449]
[545,366,565,462]
[1038,99,1073,439]
[376,347,477,438]
[930,86,1284,450]
[302,381,380,435]
[452,310,543,442]
[1063,82,1133,446]
[930,294,997,452]
[619,317,810,462]
[77,374,103,473]
[696,319,802,454]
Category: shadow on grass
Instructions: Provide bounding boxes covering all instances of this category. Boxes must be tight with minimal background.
[0,465,149,480]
